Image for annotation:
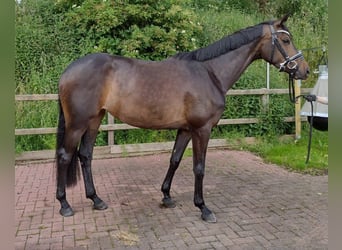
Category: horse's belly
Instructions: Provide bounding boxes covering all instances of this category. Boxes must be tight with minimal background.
[109,103,187,130]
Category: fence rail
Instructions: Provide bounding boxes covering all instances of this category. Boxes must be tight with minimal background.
[15,87,311,162]
[15,88,306,101]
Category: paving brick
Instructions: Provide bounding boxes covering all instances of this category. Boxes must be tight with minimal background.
[62,235,75,248]
[150,240,175,249]
[236,229,258,238]
[15,235,27,250]
[15,150,327,249]
[195,235,217,244]
[26,233,39,247]
[49,241,63,249]
[231,236,256,245]
[38,227,52,241]
[253,235,272,247]
[186,242,213,250]
[215,234,234,246]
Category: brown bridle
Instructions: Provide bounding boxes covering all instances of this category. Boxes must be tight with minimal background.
[269,25,304,74]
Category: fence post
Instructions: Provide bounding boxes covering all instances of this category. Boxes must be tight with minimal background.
[295,80,301,140]
[261,90,269,113]
[261,62,270,113]
[107,113,114,145]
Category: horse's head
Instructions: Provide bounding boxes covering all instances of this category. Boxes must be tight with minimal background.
[261,14,310,80]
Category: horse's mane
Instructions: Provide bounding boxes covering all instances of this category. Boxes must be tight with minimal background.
[174,21,273,62]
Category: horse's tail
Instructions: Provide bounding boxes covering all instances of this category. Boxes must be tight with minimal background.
[56,99,80,187]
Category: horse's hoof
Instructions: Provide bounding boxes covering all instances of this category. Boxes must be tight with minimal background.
[201,212,217,223]
[93,201,108,210]
[161,197,176,208]
[59,207,74,217]
[201,207,217,223]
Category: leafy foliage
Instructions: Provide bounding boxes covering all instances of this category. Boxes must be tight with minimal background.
[53,0,201,59]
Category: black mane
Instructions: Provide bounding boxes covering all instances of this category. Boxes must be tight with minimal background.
[174,21,272,61]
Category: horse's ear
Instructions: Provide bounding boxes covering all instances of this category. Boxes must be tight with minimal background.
[280,14,291,25]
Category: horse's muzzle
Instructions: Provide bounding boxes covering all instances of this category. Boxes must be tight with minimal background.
[294,62,310,80]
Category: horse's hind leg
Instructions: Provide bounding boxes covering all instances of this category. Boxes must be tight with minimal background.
[161,129,191,208]
[78,110,108,211]
[56,128,85,217]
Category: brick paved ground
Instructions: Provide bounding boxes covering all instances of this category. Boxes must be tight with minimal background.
[15,149,328,249]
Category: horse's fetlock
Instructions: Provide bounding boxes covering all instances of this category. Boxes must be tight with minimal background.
[56,192,65,201]
[194,199,205,209]
[161,184,170,196]
[86,191,97,200]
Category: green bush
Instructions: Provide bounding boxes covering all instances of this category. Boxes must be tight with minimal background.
[54,0,201,59]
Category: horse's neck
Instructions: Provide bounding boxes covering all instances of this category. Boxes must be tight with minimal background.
[204,40,261,93]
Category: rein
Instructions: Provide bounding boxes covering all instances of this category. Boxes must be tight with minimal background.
[289,76,314,164]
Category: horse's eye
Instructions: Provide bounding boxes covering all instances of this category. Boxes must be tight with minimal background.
[282,38,291,44]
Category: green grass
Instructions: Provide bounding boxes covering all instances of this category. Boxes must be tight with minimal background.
[243,125,328,175]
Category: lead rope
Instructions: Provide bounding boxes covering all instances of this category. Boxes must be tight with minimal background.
[289,76,314,164]
[306,101,314,164]
[288,75,296,103]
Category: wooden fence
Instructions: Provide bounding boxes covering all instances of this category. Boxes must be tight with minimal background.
[15,87,311,162]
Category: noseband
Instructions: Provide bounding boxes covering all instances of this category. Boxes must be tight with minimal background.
[269,25,304,73]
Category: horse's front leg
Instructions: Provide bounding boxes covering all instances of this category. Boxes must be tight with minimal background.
[161,129,191,208]
[191,127,217,223]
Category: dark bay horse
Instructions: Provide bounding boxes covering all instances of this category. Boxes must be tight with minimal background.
[56,15,309,222]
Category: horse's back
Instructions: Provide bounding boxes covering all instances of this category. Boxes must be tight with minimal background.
[60,53,117,83]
